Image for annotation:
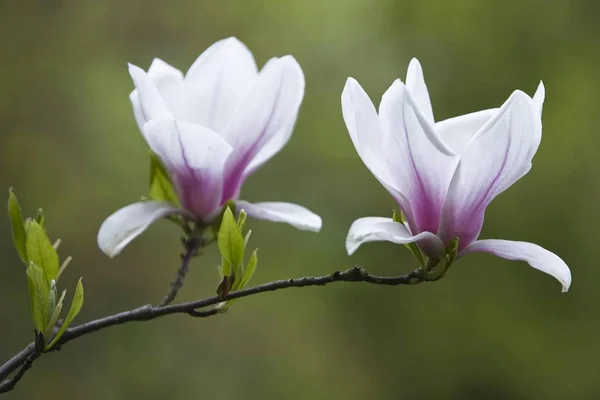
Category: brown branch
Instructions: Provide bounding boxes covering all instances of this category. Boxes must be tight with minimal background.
[0,264,429,394]
[159,237,200,306]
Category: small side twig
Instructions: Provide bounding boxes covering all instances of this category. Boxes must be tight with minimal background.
[159,237,200,306]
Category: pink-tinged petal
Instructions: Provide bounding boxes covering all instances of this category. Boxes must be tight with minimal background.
[185,37,258,132]
[435,109,496,155]
[341,78,413,217]
[439,91,542,248]
[130,59,186,130]
[221,56,304,201]
[533,81,545,114]
[379,80,457,234]
[98,201,189,257]
[346,217,445,257]
[143,119,232,220]
[235,201,322,232]
[462,239,571,292]
[405,58,434,125]
[128,64,173,123]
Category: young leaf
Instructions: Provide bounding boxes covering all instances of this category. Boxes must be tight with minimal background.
[45,289,66,339]
[26,263,50,334]
[57,256,72,280]
[239,249,258,289]
[444,237,460,269]
[46,278,84,350]
[218,249,258,311]
[149,152,179,205]
[8,188,27,264]
[237,209,247,233]
[26,220,59,282]
[217,207,244,269]
[35,208,45,229]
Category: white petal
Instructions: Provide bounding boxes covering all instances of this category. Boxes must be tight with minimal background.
[235,200,322,232]
[221,56,304,200]
[462,239,571,292]
[185,37,258,132]
[143,119,232,218]
[242,62,305,179]
[130,59,186,131]
[435,109,496,155]
[439,90,542,247]
[378,80,457,234]
[405,58,434,125]
[345,217,444,256]
[533,81,545,115]
[341,78,407,204]
[128,63,172,122]
[147,58,184,81]
[98,201,187,257]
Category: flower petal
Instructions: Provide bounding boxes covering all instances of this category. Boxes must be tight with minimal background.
[533,81,545,114]
[462,239,571,292]
[221,56,304,200]
[439,90,542,248]
[143,119,233,219]
[405,58,434,125]
[341,78,413,214]
[378,80,457,234]
[242,63,305,179]
[98,201,188,257]
[346,217,444,256]
[435,109,496,155]
[128,63,173,123]
[235,200,322,232]
[185,37,258,132]
[130,59,186,130]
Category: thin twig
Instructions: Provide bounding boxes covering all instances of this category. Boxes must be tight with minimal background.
[159,238,200,306]
[0,264,428,393]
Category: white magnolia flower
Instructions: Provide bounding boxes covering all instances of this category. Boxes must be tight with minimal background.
[98,38,322,257]
[343,58,571,292]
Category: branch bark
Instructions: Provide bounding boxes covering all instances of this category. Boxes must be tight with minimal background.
[0,264,428,394]
[159,237,200,306]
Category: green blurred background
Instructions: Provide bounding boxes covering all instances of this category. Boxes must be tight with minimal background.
[0,0,597,398]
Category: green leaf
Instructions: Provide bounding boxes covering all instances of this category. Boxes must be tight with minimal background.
[219,249,258,311]
[8,188,27,264]
[46,278,84,350]
[239,249,258,289]
[45,289,66,338]
[26,263,50,334]
[237,209,247,233]
[57,255,72,280]
[149,151,179,205]
[444,237,460,269]
[35,208,45,229]
[218,207,244,270]
[26,220,59,282]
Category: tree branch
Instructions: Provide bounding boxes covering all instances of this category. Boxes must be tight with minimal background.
[0,264,428,394]
[159,237,200,306]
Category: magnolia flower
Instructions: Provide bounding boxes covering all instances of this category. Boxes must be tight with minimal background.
[343,58,571,292]
[98,38,321,257]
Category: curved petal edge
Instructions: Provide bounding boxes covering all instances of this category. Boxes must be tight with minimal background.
[346,217,444,256]
[98,201,188,257]
[235,200,322,232]
[462,239,571,292]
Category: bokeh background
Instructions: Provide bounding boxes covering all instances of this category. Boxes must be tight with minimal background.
[0,0,598,398]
